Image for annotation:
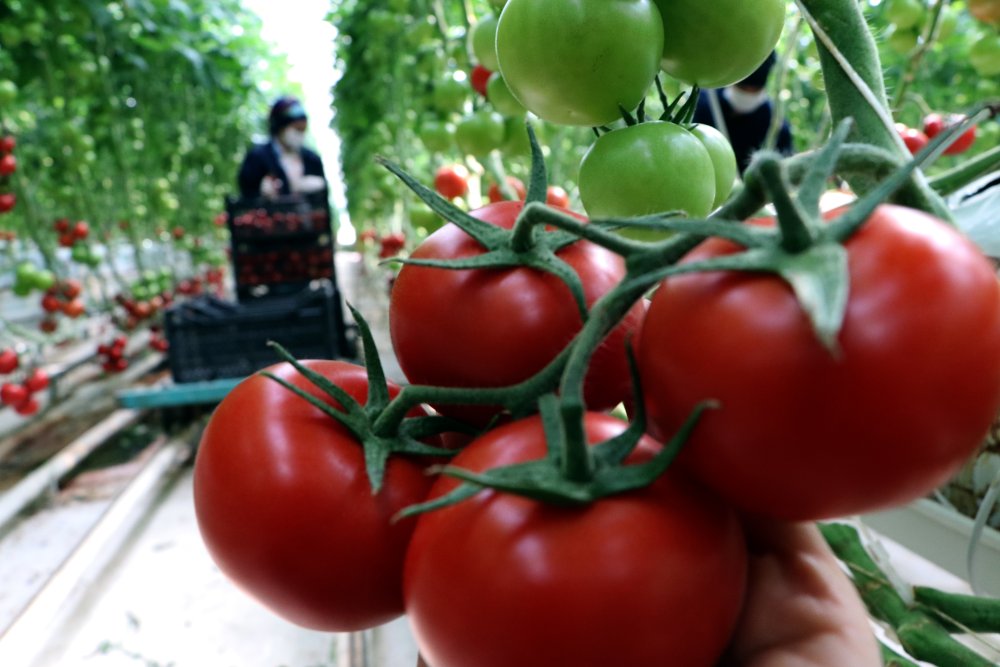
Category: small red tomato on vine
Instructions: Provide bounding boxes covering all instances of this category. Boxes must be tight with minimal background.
[486,176,526,203]
[922,113,977,155]
[0,348,19,375]
[24,368,50,393]
[14,397,39,416]
[0,135,15,153]
[433,165,469,200]
[0,154,16,176]
[545,185,570,208]
[895,123,929,154]
[0,382,27,406]
[0,193,15,213]
[469,64,492,97]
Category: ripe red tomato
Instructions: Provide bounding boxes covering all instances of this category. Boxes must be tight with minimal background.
[72,220,90,240]
[545,185,570,208]
[14,397,39,416]
[40,293,62,313]
[433,165,469,200]
[896,123,929,154]
[193,360,436,631]
[0,154,16,176]
[469,64,493,97]
[1,382,27,406]
[0,348,19,374]
[0,135,15,153]
[23,368,50,393]
[0,193,15,213]
[638,205,1000,520]
[61,278,82,299]
[389,200,645,426]
[404,413,747,667]
[486,176,526,203]
[61,298,86,318]
[922,113,977,155]
[378,231,406,259]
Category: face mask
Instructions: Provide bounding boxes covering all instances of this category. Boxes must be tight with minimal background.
[280,128,305,151]
[724,86,769,114]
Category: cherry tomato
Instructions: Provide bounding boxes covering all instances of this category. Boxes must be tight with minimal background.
[0,348,18,375]
[14,397,39,416]
[419,121,453,154]
[0,193,14,213]
[970,33,1000,76]
[886,0,926,29]
[896,123,929,154]
[922,113,977,155]
[496,0,664,126]
[486,176,526,203]
[389,200,645,426]
[469,14,501,71]
[469,64,493,97]
[485,72,525,117]
[404,413,747,667]
[688,123,738,208]
[454,110,506,156]
[638,205,1000,520]
[24,368,49,393]
[0,154,16,176]
[579,121,716,222]
[434,165,469,200]
[1,382,27,406]
[652,0,785,87]
[545,185,570,208]
[194,360,437,631]
[0,135,15,153]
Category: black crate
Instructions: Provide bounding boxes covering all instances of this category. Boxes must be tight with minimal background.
[165,281,353,384]
[225,193,338,301]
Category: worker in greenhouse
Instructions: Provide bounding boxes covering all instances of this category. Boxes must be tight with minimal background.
[238,96,328,200]
[693,51,794,174]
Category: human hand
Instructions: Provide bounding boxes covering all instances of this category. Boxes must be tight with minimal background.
[261,175,282,199]
[720,518,881,667]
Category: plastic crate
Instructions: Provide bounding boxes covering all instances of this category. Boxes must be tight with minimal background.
[225,193,337,301]
[164,281,353,383]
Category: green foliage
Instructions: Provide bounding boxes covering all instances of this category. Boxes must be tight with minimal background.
[0,0,291,243]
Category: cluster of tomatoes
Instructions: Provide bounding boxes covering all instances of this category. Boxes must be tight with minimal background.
[0,353,49,417]
[191,2,1000,666]
[230,207,330,237]
[896,112,978,155]
[38,278,86,334]
[0,133,16,215]
[96,335,131,374]
[52,217,90,248]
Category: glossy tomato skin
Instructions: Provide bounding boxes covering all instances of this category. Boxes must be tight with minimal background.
[495,0,664,126]
[193,360,435,631]
[389,200,645,426]
[652,0,784,88]
[404,413,747,667]
[638,205,1000,520]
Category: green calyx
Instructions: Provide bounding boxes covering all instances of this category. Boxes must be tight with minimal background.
[376,124,591,320]
[261,305,457,495]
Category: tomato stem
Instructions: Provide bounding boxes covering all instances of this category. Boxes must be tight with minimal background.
[757,156,816,253]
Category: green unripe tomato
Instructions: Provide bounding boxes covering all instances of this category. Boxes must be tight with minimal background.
[887,28,920,55]
[886,0,925,30]
[454,111,507,156]
[936,8,959,40]
[411,206,444,236]
[496,0,664,126]
[33,269,56,292]
[420,120,454,153]
[0,80,18,106]
[469,14,500,71]
[970,34,1000,76]
[433,78,469,115]
[486,73,525,117]
[652,0,785,88]
[688,124,737,209]
[579,121,716,235]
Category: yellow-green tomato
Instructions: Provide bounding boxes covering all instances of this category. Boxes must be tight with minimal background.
[496,0,664,126]
[578,122,716,230]
[454,111,507,156]
[688,124,737,209]
[652,0,785,88]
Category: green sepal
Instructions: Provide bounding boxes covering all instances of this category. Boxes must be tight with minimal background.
[524,122,548,205]
[377,156,508,249]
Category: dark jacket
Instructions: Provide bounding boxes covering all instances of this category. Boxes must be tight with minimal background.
[237,141,326,200]
[693,90,793,174]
